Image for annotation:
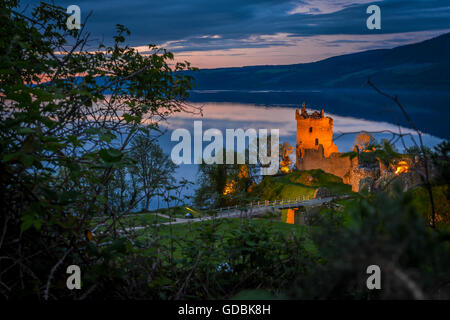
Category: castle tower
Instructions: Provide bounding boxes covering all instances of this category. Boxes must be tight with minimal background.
[295,102,338,162]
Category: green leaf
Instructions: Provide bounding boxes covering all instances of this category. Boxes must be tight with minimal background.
[17,127,35,134]
[85,127,102,135]
[100,132,116,143]
[99,148,123,163]
[21,214,36,232]
[122,113,134,123]
[3,152,20,163]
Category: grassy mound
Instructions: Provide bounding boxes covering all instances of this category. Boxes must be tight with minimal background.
[250,169,352,201]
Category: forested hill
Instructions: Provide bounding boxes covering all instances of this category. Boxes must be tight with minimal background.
[188,32,450,90]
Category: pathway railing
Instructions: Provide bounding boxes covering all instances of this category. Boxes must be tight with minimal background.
[94,194,341,233]
[216,194,314,213]
[94,194,317,232]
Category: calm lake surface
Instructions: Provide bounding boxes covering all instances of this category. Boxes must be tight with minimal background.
[187,89,450,139]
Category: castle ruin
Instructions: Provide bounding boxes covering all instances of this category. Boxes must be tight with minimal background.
[295,103,420,193]
[296,103,338,158]
[295,103,358,190]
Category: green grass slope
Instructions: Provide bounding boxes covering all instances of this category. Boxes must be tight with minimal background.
[251,169,353,201]
[136,217,316,259]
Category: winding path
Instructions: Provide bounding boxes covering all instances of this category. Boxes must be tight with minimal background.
[120,196,343,233]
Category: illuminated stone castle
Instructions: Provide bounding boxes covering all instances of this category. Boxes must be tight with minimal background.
[295,103,415,192]
[295,103,356,187]
[295,103,338,158]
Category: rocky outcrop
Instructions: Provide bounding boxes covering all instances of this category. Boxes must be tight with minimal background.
[359,176,376,193]
[350,166,379,192]
[314,187,332,199]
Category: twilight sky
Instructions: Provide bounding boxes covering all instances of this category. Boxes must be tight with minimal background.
[24,0,450,68]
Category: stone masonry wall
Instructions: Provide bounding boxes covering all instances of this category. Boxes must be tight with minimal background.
[296,145,355,184]
[296,106,338,158]
[349,166,379,192]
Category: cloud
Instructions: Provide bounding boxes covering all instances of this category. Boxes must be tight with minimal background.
[161,29,450,68]
[288,0,376,15]
[20,0,450,67]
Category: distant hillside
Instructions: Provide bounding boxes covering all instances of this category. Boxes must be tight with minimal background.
[189,33,450,90]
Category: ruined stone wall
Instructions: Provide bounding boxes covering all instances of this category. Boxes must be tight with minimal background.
[350,167,379,192]
[294,105,383,192]
[296,145,355,184]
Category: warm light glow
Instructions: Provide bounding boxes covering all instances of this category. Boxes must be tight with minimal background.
[280,166,291,173]
[395,161,410,175]
[280,142,294,173]
[223,180,236,195]
[238,165,249,179]
[286,209,295,224]
[223,166,249,195]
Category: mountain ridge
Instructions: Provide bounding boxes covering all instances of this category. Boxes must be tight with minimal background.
[189,33,450,90]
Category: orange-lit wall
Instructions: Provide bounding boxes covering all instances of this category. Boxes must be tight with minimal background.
[296,109,338,158]
[295,106,355,185]
[286,209,295,224]
[296,146,356,184]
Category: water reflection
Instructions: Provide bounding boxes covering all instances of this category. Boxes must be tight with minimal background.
[188,89,450,140]
[163,102,443,154]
